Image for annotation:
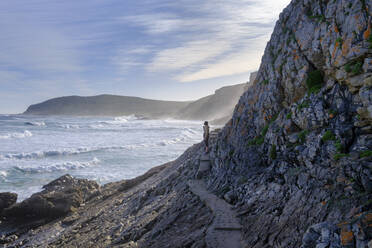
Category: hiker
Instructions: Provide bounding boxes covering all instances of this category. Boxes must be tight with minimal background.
[203,121,210,153]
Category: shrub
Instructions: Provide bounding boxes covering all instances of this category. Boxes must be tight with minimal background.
[262,79,269,85]
[248,136,264,146]
[334,153,349,161]
[360,150,372,158]
[368,34,372,49]
[298,130,309,145]
[270,145,277,159]
[335,140,343,153]
[270,113,279,123]
[344,61,363,75]
[255,136,264,145]
[298,100,310,110]
[286,112,292,119]
[322,130,336,142]
[336,37,343,46]
[306,70,324,94]
[229,150,234,157]
[261,124,269,137]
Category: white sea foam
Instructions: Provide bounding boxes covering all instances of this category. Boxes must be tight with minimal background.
[14,157,100,173]
[0,171,7,177]
[0,145,149,160]
[157,137,185,146]
[101,115,138,125]
[59,124,80,129]
[89,124,105,129]
[2,147,97,160]
[25,121,45,126]
[0,130,33,139]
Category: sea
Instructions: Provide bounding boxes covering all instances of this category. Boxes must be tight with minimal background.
[0,115,204,201]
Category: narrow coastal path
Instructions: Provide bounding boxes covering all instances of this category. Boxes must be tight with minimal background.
[188,179,243,248]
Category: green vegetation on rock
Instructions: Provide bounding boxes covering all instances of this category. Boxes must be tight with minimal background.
[261,124,269,137]
[322,130,336,142]
[270,145,277,159]
[359,150,372,158]
[335,140,343,153]
[286,112,292,119]
[334,153,349,161]
[306,70,324,94]
[368,34,372,49]
[298,100,310,110]
[298,130,309,145]
[344,60,363,75]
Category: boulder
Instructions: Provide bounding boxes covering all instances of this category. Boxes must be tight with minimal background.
[2,174,100,220]
[0,192,17,212]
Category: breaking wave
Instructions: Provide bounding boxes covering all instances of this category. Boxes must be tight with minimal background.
[0,171,7,178]
[0,130,33,139]
[25,121,45,126]
[14,158,100,173]
[58,124,80,129]
[1,147,100,160]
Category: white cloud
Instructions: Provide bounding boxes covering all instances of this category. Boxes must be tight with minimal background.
[176,40,265,82]
[118,0,291,82]
[148,40,230,71]
[120,13,183,34]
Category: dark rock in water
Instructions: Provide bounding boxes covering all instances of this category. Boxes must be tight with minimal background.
[0,193,17,212]
[2,174,100,220]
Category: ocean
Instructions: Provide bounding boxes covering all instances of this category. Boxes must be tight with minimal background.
[0,115,204,201]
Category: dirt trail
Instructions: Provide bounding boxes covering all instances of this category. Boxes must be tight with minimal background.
[188,179,243,248]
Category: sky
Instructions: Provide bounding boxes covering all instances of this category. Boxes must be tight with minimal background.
[0,0,290,114]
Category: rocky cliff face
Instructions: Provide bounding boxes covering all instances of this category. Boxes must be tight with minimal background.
[205,0,372,246]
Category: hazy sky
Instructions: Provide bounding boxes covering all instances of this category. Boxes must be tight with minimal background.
[0,0,290,113]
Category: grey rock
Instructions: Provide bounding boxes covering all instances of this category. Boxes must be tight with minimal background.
[3,174,100,220]
[0,192,17,212]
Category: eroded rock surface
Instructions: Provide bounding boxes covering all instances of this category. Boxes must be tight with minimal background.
[0,193,17,213]
[2,174,100,221]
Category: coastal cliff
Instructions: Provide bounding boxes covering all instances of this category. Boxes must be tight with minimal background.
[1,0,371,247]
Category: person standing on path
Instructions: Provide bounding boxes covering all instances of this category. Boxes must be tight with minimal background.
[203,121,210,153]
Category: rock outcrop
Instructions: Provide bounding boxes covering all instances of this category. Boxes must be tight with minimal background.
[202,0,372,246]
[0,193,17,213]
[2,175,100,222]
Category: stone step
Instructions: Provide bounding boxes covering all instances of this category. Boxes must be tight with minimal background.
[200,154,210,161]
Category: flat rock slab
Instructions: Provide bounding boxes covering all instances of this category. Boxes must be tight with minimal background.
[200,153,210,161]
[188,180,243,248]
